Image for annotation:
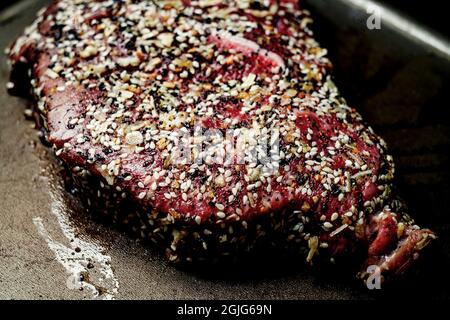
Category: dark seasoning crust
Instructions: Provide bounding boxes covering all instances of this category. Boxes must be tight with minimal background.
[8,0,436,281]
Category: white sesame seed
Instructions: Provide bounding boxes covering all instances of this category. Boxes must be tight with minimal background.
[125,131,144,145]
[331,212,339,221]
[138,192,146,199]
[323,222,333,229]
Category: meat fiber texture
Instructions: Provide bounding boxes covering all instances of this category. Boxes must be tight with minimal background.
[8,0,436,281]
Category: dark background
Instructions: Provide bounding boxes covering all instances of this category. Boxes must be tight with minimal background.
[1,0,448,38]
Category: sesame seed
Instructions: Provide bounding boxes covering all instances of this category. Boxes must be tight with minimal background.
[323,222,333,229]
[331,212,339,221]
[138,192,146,199]
[125,131,144,145]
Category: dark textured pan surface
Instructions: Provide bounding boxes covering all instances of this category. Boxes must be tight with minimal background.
[0,0,449,299]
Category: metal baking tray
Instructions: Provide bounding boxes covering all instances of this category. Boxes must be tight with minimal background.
[1,0,449,299]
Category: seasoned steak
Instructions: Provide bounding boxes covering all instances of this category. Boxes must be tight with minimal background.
[8,0,435,282]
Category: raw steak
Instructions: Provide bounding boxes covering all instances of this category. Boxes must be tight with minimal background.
[8,0,436,282]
